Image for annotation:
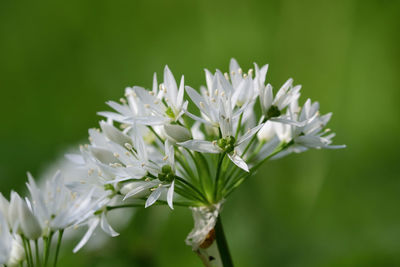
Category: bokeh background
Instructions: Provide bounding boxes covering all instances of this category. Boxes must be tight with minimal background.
[1,0,399,266]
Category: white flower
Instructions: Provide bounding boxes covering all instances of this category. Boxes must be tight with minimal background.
[259,78,301,124]
[259,99,346,159]
[0,212,12,265]
[179,96,263,172]
[122,140,176,209]
[26,172,106,233]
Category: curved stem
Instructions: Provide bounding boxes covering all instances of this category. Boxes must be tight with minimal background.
[215,216,234,267]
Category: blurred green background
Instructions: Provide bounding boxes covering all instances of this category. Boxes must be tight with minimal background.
[1,0,399,266]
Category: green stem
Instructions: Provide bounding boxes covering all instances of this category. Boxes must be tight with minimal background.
[250,140,293,172]
[213,153,225,202]
[215,216,234,267]
[148,126,164,143]
[53,230,64,267]
[106,199,199,211]
[241,135,257,157]
[175,176,209,203]
[43,232,54,267]
[235,113,243,139]
[26,238,34,267]
[21,236,32,267]
[35,239,40,267]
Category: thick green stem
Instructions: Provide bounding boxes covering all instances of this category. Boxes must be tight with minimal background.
[215,216,234,267]
[53,230,64,267]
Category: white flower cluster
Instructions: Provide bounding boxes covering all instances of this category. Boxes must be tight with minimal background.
[0,59,344,266]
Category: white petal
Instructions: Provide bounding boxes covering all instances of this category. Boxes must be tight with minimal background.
[145,187,162,208]
[73,218,100,253]
[165,140,174,166]
[100,121,132,146]
[65,154,85,165]
[177,76,185,108]
[167,180,175,210]
[228,153,249,172]
[100,213,119,237]
[178,140,222,153]
[123,181,157,200]
[237,123,264,145]
[97,111,127,122]
[130,116,168,126]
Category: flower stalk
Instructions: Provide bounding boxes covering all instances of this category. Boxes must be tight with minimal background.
[215,216,233,267]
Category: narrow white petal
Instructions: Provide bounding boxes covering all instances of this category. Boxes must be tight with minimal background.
[167,180,175,210]
[100,213,119,237]
[178,140,222,153]
[73,218,100,253]
[65,154,85,165]
[97,111,127,122]
[145,187,162,208]
[237,123,264,145]
[177,76,185,108]
[228,153,249,172]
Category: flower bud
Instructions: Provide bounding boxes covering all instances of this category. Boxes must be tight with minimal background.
[18,199,42,240]
[100,121,132,146]
[9,192,42,240]
[257,121,276,142]
[6,236,25,266]
[164,124,192,143]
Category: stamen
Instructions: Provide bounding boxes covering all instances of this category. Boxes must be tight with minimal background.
[124,143,133,150]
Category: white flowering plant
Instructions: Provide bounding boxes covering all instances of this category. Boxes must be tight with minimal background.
[0,59,344,267]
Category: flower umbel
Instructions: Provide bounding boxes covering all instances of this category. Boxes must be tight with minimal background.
[0,58,345,267]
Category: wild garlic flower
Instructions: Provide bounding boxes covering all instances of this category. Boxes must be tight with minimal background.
[0,59,345,266]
